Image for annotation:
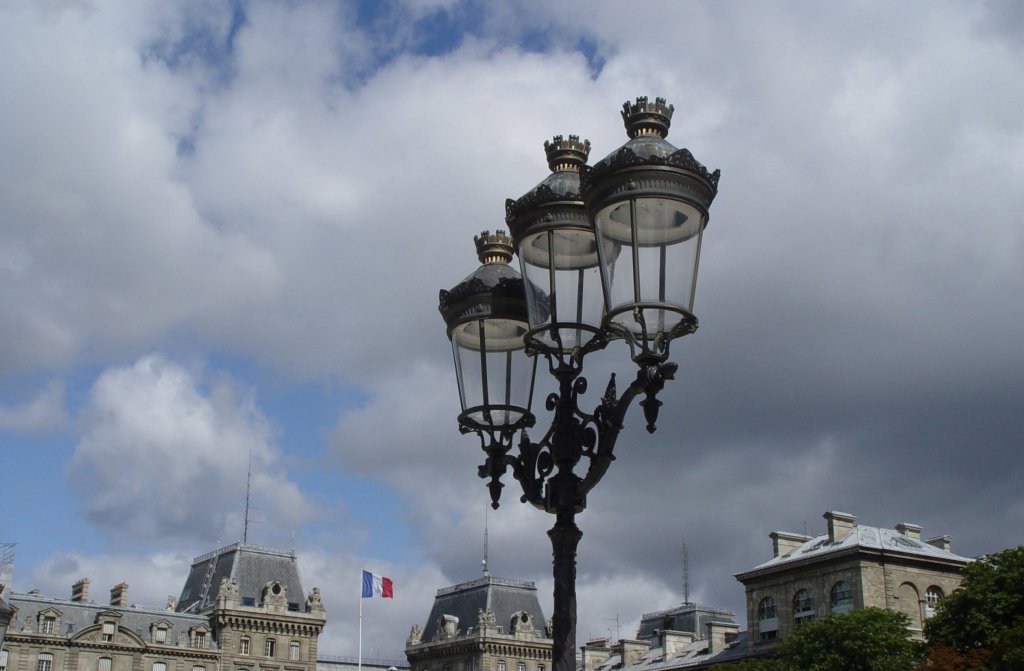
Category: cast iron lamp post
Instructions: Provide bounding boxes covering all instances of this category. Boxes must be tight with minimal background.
[438,97,720,671]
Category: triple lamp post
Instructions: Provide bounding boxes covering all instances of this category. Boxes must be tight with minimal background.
[438,97,720,671]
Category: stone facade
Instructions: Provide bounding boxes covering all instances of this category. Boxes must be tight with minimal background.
[1,544,325,671]
[405,576,551,671]
[734,511,970,650]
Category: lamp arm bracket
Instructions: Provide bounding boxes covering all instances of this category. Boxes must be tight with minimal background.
[578,361,678,496]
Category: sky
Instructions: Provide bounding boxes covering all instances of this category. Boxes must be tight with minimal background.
[1,0,1023,661]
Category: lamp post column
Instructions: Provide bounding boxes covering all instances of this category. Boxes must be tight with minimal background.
[548,509,582,671]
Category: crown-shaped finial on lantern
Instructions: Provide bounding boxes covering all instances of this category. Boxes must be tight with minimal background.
[621,96,674,139]
[543,134,591,172]
[474,230,515,264]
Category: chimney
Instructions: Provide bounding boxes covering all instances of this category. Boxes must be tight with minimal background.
[618,640,649,666]
[926,535,952,551]
[824,511,857,542]
[661,630,694,658]
[580,639,611,671]
[705,621,739,655]
[770,531,812,558]
[71,578,90,603]
[895,522,922,540]
[110,583,128,607]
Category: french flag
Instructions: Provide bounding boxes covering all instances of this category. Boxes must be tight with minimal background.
[361,570,393,598]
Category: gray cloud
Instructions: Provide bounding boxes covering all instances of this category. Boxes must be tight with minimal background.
[2,0,1021,659]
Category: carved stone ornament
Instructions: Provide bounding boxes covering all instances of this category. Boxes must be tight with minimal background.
[407,623,423,645]
[306,586,324,612]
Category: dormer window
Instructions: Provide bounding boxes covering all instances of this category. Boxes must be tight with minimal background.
[37,610,62,635]
[102,622,115,642]
[194,632,207,649]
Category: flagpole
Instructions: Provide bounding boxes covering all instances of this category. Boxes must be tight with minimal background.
[358,584,363,671]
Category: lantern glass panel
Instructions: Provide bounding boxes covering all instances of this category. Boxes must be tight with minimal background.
[451,317,535,428]
[594,197,705,336]
[519,229,610,351]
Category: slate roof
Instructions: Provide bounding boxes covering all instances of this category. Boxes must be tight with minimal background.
[176,543,307,614]
[742,524,972,576]
[588,631,751,671]
[8,591,210,644]
[636,604,736,641]
[419,575,549,643]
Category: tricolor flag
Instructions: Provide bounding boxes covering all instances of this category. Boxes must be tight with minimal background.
[361,570,393,598]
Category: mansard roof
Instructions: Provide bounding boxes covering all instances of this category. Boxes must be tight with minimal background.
[176,542,307,614]
[419,574,549,643]
[8,591,209,643]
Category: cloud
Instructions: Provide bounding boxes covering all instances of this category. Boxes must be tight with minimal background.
[0,380,67,433]
[4,0,1024,659]
[67,354,315,547]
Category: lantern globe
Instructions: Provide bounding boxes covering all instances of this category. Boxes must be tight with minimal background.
[439,231,537,432]
[582,97,720,357]
[507,135,612,358]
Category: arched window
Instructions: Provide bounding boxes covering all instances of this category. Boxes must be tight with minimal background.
[497,661,506,671]
[757,596,778,641]
[153,662,166,671]
[830,581,853,613]
[264,639,276,658]
[37,654,54,671]
[288,642,300,661]
[793,589,815,624]
[240,637,250,656]
[925,586,944,616]
[98,658,112,671]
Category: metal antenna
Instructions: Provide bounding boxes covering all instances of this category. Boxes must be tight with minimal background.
[682,539,690,605]
[243,451,253,544]
[482,504,490,576]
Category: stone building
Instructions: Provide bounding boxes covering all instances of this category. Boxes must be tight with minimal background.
[734,510,970,649]
[405,575,551,671]
[1,544,325,671]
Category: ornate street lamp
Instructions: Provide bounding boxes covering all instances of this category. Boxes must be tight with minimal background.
[439,97,720,671]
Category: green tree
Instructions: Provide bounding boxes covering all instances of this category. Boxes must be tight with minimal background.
[774,608,917,671]
[714,608,919,671]
[924,544,1024,670]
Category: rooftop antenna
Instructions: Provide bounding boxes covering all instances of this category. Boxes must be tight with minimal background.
[243,451,253,544]
[482,504,490,577]
[682,539,691,605]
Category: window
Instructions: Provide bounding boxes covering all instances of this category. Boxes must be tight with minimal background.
[102,622,115,642]
[517,663,524,671]
[154,627,167,644]
[925,586,944,616]
[830,581,854,613]
[98,657,112,671]
[2,649,9,671]
[757,596,778,620]
[793,589,815,624]
[537,665,544,671]
[192,665,205,671]
[240,637,250,655]
[497,661,506,671]
[288,642,300,661]
[153,663,166,671]
[41,616,56,634]
[265,639,276,658]
[37,654,54,671]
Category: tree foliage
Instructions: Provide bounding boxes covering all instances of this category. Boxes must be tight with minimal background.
[713,608,918,671]
[924,544,1024,669]
[773,608,918,671]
